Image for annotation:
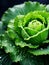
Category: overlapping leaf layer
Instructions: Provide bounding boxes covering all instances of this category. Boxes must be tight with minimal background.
[0,1,49,65]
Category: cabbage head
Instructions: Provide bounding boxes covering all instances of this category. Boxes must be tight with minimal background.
[0,1,49,65]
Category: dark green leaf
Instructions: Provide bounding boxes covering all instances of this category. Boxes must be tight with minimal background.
[0,50,12,65]
[20,55,44,65]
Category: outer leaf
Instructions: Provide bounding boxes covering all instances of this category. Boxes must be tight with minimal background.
[20,55,44,65]
[0,22,2,34]
[0,50,12,65]
[2,33,28,62]
[46,5,49,12]
[43,40,49,44]
[15,40,39,48]
[0,22,3,49]
[2,34,22,62]
[1,1,46,30]
[29,46,49,55]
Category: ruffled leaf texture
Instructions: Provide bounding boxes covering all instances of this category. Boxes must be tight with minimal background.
[0,1,49,65]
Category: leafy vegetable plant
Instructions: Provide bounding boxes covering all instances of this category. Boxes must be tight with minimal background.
[0,1,49,65]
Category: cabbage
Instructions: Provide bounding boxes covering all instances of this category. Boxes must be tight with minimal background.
[0,1,49,65]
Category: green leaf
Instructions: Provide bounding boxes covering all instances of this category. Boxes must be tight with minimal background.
[1,1,46,30]
[43,40,49,44]
[20,55,44,65]
[0,22,2,34]
[0,39,2,49]
[24,28,48,45]
[2,34,28,62]
[29,46,49,55]
[14,15,24,35]
[15,40,39,48]
[46,5,49,12]
[21,27,30,39]
[7,19,14,30]
[0,22,3,49]
[2,34,21,62]
[24,27,38,36]
[23,11,46,26]
[6,30,16,39]
[14,31,38,48]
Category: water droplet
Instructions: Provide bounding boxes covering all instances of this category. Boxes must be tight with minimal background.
[0,57,1,59]
[41,48,43,50]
